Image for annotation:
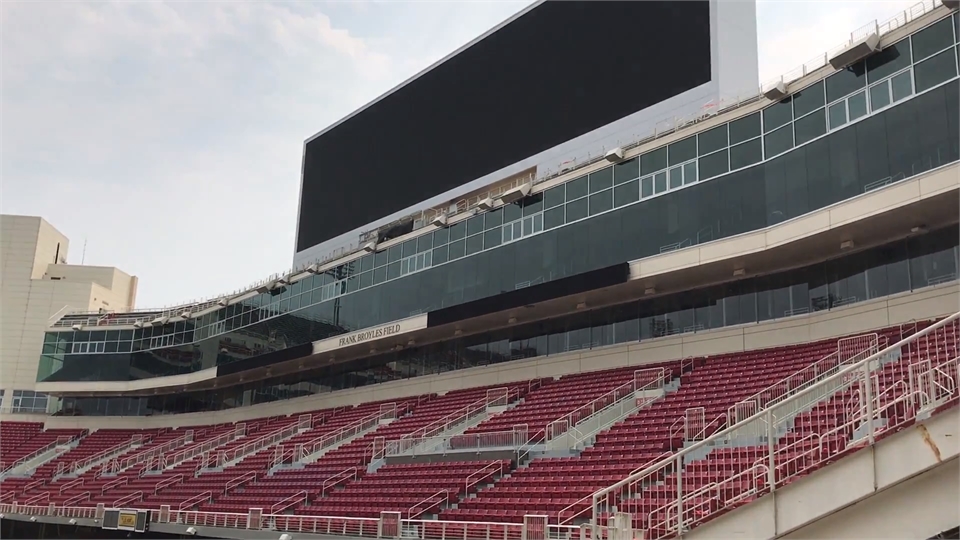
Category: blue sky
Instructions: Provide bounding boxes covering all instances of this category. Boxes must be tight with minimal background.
[1,0,921,308]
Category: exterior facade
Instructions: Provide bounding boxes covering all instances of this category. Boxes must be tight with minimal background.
[0,215,137,413]
[21,5,960,419]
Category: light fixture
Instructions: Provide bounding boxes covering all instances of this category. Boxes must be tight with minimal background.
[30,516,37,522]
[604,147,625,163]
[763,81,787,101]
[733,268,746,277]
[68,518,77,524]
[186,526,197,535]
[644,287,657,296]
[576,302,587,310]
[279,534,293,540]
[840,240,855,250]
[477,197,495,210]
[508,317,517,324]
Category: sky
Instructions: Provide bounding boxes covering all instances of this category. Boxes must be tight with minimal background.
[1,0,925,309]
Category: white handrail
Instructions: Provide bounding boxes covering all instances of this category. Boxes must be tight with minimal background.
[68,434,143,476]
[224,471,257,495]
[321,468,358,496]
[297,405,396,462]
[178,491,210,511]
[589,311,960,537]
[270,491,307,514]
[215,420,300,468]
[407,489,448,519]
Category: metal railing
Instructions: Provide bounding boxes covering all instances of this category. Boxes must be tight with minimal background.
[106,431,193,475]
[464,461,505,494]
[58,478,83,495]
[152,429,241,472]
[407,490,447,519]
[64,434,143,478]
[270,491,307,515]
[383,424,530,458]
[589,312,960,539]
[113,491,143,507]
[2,435,76,474]
[62,491,90,506]
[321,468,358,496]
[178,491,210,511]
[213,418,305,469]
[224,471,258,495]
[545,367,668,447]
[297,404,397,462]
[154,474,184,494]
[384,389,517,457]
[101,477,127,495]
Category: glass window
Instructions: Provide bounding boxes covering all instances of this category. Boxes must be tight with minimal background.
[914,48,958,93]
[641,176,654,198]
[792,81,825,118]
[565,197,588,222]
[668,136,697,165]
[433,227,449,247]
[448,239,465,260]
[794,108,826,145]
[613,158,639,184]
[653,171,668,193]
[359,254,374,273]
[728,112,761,145]
[484,209,503,230]
[465,234,483,256]
[683,161,697,184]
[614,179,639,208]
[466,215,484,236]
[764,124,794,157]
[869,81,891,111]
[543,206,564,230]
[401,239,417,258]
[544,185,565,209]
[566,176,588,200]
[448,221,465,242]
[828,101,847,129]
[912,16,955,63]
[522,194,543,216]
[891,70,913,102]
[763,98,793,132]
[668,166,683,189]
[698,124,728,155]
[848,91,868,120]
[826,63,867,103]
[484,228,502,250]
[588,190,613,215]
[698,149,729,180]
[640,147,668,175]
[729,138,763,170]
[387,244,401,263]
[589,167,613,193]
[502,202,522,223]
[866,40,912,83]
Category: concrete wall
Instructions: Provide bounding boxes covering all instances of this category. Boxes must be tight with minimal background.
[0,215,137,411]
[18,280,957,430]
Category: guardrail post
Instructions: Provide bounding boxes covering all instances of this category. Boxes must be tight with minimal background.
[674,454,683,537]
[864,362,875,444]
[766,409,776,491]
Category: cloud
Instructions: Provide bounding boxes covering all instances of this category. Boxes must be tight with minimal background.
[0,0,527,307]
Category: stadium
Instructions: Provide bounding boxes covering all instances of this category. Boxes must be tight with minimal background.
[2,0,959,539]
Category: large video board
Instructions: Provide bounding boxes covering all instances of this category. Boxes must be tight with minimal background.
[297,1,711,253]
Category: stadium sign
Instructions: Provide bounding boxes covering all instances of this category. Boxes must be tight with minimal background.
[312,314,428,354]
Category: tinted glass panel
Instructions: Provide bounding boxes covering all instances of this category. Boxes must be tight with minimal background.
[914,48,958,92]
[891,70,913,102]
[764,124,794,157]
[543,206,564,230]
[544,186,565,208]
[613,158,639,184]
[912,17,955,63]
[588,190,613,215]
[729,138,763,170]
[869,82,890,111]
[641,176,654,198]
[848,91,868,120]
[728,112,761,144]
[589,167,613,192]
[668,136,697,165]
[566,176,588,200]
[828,101,847,129]
[566,197,588,222]
[826,63,867,102]
[866,40,911,83]
[698,148,729,180]
[763,98,793,132]
[640,147,668,175]
[793,81,825,118]
[794,108,826,145]
[698,124,728,155]
[614,179,639,207]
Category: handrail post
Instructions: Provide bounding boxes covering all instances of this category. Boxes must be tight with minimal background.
[766,408,776,491]
[863,361,875,444]
[674,454,683,536]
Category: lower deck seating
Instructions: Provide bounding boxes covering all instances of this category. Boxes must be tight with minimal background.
[5,318,955,531]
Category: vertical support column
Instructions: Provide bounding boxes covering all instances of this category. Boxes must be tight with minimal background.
[378,510,401,538]
[247,508,262,530]
[158,505,170,523]
[766,409,776,491]
[674,454,683,537]
[863,362,875,444]
[522,515,548,540]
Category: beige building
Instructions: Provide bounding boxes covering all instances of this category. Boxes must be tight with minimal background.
[0,215,137,413]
